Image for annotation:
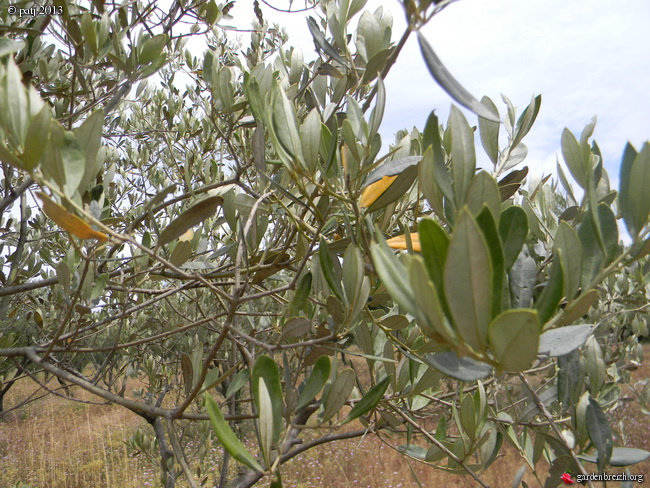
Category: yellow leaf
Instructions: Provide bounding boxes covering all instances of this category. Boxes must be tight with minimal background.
[37,192,108,241]
[386,233,421,252]
[360,175,397,208]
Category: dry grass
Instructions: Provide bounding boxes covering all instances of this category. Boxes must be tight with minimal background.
[0,381,158,488]
[1,347,648,488]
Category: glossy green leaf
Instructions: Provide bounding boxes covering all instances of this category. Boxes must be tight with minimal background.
[22,104,51,171]
[561,128,587,189]
[476,207,505,319]
[139,34,167,64]
[586,156,606,253]
[621,142,650,240]
[322,368,356,423]
[560,289,599,326]
[618,142,637,237]
[466,172,501,223]
[585,336,605,393]
[59,130,86,197]
[289,272,312,316]
[205,393,263,472]
[1,59,28,149]
[226,369,250,399]
[417,33,499,122]
[409,256,455,343]
[296,356,331,410]
[252,355,284,444]
[419,147,445,222]
[553,222,582,300]
[371,238,417,315]
[201,366,237,393]
[271,85,305,170]
[534,258,564,324]
[444,210,492,351]
[538,324,593,357]
[459,393,476,439]
[346,95,366,142]
[479,96,500,166]
[511,95,541,151]
[577,204,617,290]
[158,196,223,246]
[586,396,613,471]
[244,77,265,123]
[318,238,344,302]
[80,12,98,54]
[596,203,618,263]
[343,375,389,424]
[368,77,386,137]
[342,244,362,306]
[422,112,454,203]
[498,206,528,270]
[205,1,221,25]
[300,109,321,174]
[423,352,492,382]
[418,218,449,298]
[75,109,105,193]
[448,107,477,209]
[488,309,539,371]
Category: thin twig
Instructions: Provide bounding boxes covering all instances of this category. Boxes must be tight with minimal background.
[518,373,594,488]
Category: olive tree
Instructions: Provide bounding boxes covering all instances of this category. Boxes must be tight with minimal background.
[1,0,649,487]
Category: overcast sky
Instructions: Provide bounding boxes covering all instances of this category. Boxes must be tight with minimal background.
[227,0,649,189]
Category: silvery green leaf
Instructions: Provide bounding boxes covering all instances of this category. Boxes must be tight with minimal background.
[424,352,492,382]
[538,324,593,357]
[479,96,500,165]
[586,396,612,471]
[579,447,650,467]
[418,33,499,123]
[0,39,25,57]
[307,17,347,65]
[448,106,477,210]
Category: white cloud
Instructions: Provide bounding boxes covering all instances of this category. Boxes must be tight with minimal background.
[377,0,650,186]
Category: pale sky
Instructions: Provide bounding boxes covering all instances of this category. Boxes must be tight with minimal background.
[226,0,650,189]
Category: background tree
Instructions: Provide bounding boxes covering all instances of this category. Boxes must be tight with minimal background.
[1,1,649,487]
